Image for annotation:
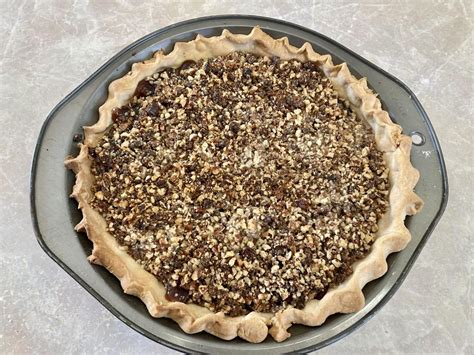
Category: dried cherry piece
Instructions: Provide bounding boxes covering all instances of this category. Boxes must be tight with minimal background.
[134,79,156,98]
[165,284,190,303]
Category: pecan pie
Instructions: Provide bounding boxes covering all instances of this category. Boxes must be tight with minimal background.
[65,27,423,343]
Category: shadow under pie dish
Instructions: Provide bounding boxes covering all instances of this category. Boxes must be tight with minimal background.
[65,26,423,343]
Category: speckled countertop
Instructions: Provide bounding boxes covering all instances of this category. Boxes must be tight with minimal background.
[1,1,472,354]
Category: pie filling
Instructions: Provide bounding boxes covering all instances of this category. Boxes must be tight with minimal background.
[89,53,389,316]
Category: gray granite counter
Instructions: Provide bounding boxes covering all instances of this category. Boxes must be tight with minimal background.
[1,1,472,353]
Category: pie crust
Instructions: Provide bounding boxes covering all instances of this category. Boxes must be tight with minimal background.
[65,27,423,343]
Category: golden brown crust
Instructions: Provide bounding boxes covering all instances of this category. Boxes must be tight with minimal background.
[65,27,423,343]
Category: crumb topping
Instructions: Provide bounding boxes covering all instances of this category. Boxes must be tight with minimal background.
[89,52,389,316]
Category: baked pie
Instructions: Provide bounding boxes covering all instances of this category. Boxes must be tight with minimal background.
[65,27,423,343]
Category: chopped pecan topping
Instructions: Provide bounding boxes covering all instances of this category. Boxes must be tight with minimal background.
[89,53,389,316]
